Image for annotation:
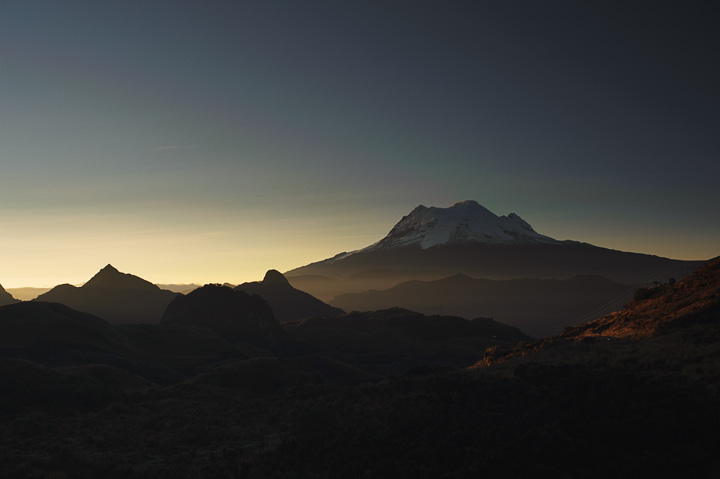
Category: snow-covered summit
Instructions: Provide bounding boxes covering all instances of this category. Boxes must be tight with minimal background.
[365,200,557,250]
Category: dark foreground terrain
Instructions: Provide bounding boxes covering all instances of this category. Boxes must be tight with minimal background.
[1,258,720,477]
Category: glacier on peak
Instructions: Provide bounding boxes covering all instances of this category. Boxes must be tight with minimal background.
[363,200,558,250]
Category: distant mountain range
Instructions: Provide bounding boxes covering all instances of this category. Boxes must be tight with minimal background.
[5,287,52,301]
[155,283,203,294]
[34,264,179,324]
[7,284,201,301]
[1,201,708,340]
[18,267,341,330]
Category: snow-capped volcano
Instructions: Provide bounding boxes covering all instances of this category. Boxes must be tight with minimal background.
[285,200,701,296]
[365,200,557,250]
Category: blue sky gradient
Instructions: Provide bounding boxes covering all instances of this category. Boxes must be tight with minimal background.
[1,1,718,286]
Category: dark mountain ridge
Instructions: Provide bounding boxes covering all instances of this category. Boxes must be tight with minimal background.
[234,269,344,322]
[34,264,179,324]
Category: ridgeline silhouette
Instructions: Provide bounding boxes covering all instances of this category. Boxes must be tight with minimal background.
[235,269,344,322]
[0,284,19,306]
[34,264,178,324]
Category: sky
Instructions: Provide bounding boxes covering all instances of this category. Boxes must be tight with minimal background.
[1,0,718,287]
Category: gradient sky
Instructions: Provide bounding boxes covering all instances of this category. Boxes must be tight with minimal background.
[1,1,718,287]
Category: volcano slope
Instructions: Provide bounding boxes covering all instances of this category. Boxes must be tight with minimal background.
[286,202,702,300]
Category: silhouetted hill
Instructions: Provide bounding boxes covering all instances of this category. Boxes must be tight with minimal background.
[235,269,344,322]
[161,284,289,350]
[34,264,179,324]
[0,284,19,306]
[332,273,633,337]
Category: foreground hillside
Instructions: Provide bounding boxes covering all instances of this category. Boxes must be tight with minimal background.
[0,258,718,477]
[476,256,720,372]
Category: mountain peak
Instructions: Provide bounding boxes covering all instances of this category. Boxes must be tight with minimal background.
[451,199,481,207]
[367,201,557,250]
[263,269,290,286]
[237,270,344,322]
[84,265,157,291]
